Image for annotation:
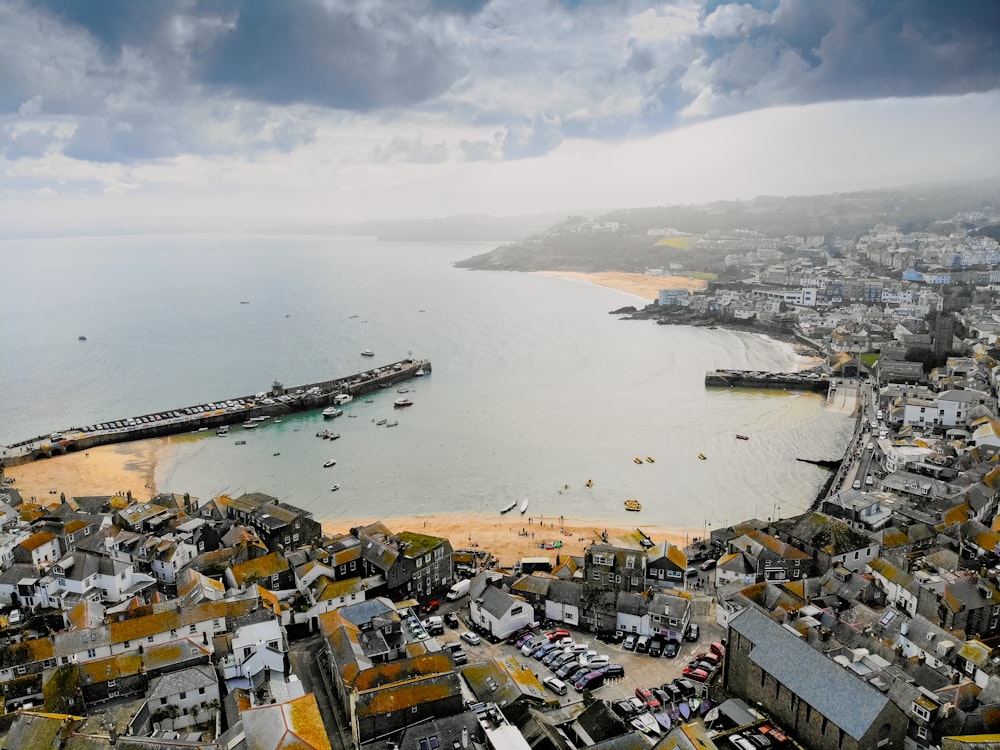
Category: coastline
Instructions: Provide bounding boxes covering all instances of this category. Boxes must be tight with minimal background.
[536,271,707,301]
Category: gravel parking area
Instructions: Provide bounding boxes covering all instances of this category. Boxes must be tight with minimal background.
[441,595,726,709]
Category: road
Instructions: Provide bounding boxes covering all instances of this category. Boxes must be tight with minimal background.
[288,632,355,750]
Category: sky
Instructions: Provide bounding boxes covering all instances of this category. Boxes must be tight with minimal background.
[1,0,999,235]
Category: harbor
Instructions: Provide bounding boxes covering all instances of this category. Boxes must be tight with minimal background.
[704,368,830,393]
[1,357,431,467]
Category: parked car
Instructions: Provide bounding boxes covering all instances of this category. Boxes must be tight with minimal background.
[635,687,660,710]
[699,558,717,571]
[601,664,625,678]
[556,661,583,679]
[758,725,788,744]
[672,678,696,697]
[533,642,559,659]
[685,623,700,642]
[728,737,758,750]
[546,629,570,642]
[696,651,721,667]
[542,676,568,696]
[506,626,532,644]
[574,670,605,692]
[611,700,636,719]
[648,637,665,658]
[444,613,460,629]
[664,640,679,658]
[661,682,684,703]
[521,637,545,655]
[461,631,482,645]
[710,641,727,658]
[422,600,440,614]
[683,666,710,682]
[635,635,650,654]
[585,655,610,669]
[622,633,638,651]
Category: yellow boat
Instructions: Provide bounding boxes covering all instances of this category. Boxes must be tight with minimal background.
[585,479,593,487]
[624,499,642,512]
[646,456,655,463]
[698,453,707,460]
[634,457,643,464]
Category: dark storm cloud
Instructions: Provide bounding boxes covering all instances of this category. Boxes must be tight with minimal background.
[691,0,1000,116]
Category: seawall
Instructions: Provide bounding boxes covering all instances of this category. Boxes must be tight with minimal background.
[2,358,431,467]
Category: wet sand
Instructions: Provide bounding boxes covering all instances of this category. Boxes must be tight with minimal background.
[537,271,707,301]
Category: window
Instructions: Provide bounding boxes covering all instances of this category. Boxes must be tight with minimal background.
[87,648,96,658]
[911,702,931,721]
[916,726,929,740]
[147,635,154,643]
[199,687,206,695]
[180,691,186,699]
[108,679,116,687]
[189,624,197,634]
[16,666,26,675]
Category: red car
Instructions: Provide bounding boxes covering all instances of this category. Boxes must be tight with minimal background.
[696,651,720,667]
[759,724,788,743]
[683,666,710,682]
[422,600,440,614]
[710,641,726,658]
[634,686,660,710]
[546,629,570,642]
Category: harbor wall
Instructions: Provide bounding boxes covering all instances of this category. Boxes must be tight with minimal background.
[2,358,431,467]
[704,369,830,393]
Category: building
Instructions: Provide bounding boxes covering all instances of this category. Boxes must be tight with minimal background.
[726,607,907,750]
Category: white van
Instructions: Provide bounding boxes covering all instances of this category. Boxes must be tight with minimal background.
[543,676,568,696]
[446,579,471,601]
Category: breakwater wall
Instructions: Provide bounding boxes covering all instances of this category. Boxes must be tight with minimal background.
[2,358,431,467]
[704,369,830,393]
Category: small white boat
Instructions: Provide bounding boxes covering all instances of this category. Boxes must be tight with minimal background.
[415,368,425,376]
[397,387,409,394]
[361,350,375,357]
[500,500,517,514]
[216,426,230,436]
[330,485,340,492]
[242,421,258,429]
[324,459,336,468]
[386,420,398,427]
[519,497,529,514]
[393,398,413,408]
[322,407,343,418]
[334,393,353,405]
[376,418,387,426]
[274,418,282,423]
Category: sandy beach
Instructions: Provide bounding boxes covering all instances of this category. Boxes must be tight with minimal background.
[5,438,698,564]
[537,271,707,301]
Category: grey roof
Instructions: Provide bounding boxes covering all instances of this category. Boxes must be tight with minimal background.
[146,664,217,701]
[338,597,395,627]
[476,582,520,619]
[546,579,583,607]
[730,607,891,741]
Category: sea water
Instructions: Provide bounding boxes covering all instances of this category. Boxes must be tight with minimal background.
[0,233,853,530]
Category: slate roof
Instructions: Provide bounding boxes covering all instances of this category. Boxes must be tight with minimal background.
[546,578,583,607]
[511,573,552,596]
[240,693,333,750]
[147,663,216,700]
[730,606,892,741]
[476,582,521,619]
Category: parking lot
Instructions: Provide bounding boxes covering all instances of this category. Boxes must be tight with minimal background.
[439,594,726,709]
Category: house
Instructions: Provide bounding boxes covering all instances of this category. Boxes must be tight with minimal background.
[775,512,880,573]
[78,653,146,705]
[219,492,323,551]
[226,551,295,593]
[647,589,692,641]
[468,577,533,639]
[644,541,687,590]
[12,532,60,568]
[231,693,333,750]
[726,607,908,750]
[219,608,287,688]
[357,523,454,601]
[867,558,919,616]
[584,543,646,593]
[147,663,220,730]
[728,529,811,583]
[543,578,583,627]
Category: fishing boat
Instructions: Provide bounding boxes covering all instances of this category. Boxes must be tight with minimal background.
[323,459,336,468]
[327,432,340,440]
[519,497,529,514]
[634,457,643,464]
[653,712,672,733]
[274,418,282,423]
[272,452,280,456]
[630,714,659,736]
[330,485,340,492]
[736,434,750,440]
[500,500,517,514]
[698,453,707,460]
[646,456,655,463]
[624,499,642,512]
[667,707,680,723]
[397,387,409,394]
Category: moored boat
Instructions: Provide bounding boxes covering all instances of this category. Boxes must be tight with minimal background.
[216,425,230,436]
[322,406,343,418]
[646,456,655,463]
[375,418,387,426]
[624,499,642,512]
[653,712,672,733]
[415,368,425,376]
[323,459,336,468]
[585,479,593,487]
[678,702,690,720]
[500,500,517,514]
[519,497,529,514]
[698,453,707,460]
[330,484,340,492]
[242,421,258,429]
[386,420,398,427]
[634,457,643,464]
[360,350,374,356]
[736,434,750,440]
[393,398,413,408]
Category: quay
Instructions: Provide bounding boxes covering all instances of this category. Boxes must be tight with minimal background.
[704,368,830,393]
[1,357,431,468]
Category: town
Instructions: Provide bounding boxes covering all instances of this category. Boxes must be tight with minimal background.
[3,212,1000,750]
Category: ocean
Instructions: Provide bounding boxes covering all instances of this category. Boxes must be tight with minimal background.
[0,233,853,530]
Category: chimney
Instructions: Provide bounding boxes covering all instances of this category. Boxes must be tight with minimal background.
[462,728,470,749]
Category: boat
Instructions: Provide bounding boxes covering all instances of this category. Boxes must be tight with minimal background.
[624,499,642,512]
[689,697,701,712]
[630,714,659,736]
[500,500,517,514]
[653,712,672,733]
[240,301,250,304]
[386,420,398,427]
[698,453,707,460]
[197,427,208,432]
[323,459,337,468]
[327,432,340,440]
[376,418,387,426]
[519,497,529,514]
[633,457,643,464]
[415,368,425,376]
[334,393,353,405]
[698,698,713,717]
[394,398,413,408]
[78,335,87,341]
[585,479,593,487]
[252,415,270,421]
[272,452,280,456]
[349,314,359,319]
[322,407,343,418]
[397,387,409,394]
[646,456,655,463]
[330,485,340,492]
[242,421,258,429]
[678,702,690,720]
[235,440,246,445]
[361,350,375,357]
[736,434,750,440]
[216,425,230,436]
[274,418,282,423]
[667,707,680,723]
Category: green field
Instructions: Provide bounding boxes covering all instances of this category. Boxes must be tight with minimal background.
[654,235,699,250]
[861,353,880,367]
